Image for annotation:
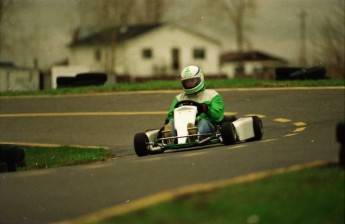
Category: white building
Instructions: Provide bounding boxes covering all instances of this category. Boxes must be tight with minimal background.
[0,63,40,92]
[221,51,288,79]
[68,23,222,81]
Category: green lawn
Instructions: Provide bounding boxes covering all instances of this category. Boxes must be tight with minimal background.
[102,164,344,224]
[1,78,344,97]
[19,146,114,170]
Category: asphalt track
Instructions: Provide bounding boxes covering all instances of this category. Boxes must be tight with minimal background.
[0,87,344,223]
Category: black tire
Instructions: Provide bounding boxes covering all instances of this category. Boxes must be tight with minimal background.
[0,162,8,173]
[340,146,345,168]
[7,162,17,172]
[290,66,326,80]
[0,145,25,163]
[275,67,301,80]
[223,115,237,122]
[336,122,345,144]
[57,77,75,88]
[134,133,150,157]
[221,122,237,145]
[252,116,263,140]
[74,73,107,87]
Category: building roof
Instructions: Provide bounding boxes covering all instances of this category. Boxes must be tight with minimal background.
[220,50,287,63]
[70,23,221,47]
[70,24,161,47]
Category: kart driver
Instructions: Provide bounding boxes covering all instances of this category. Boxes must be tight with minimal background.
[163,65,225,143]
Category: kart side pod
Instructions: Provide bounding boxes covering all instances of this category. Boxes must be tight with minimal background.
[233,116,263,141]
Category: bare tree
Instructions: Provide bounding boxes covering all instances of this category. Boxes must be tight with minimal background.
[0,0,11,22]
[223,0,257,53]
[76,0,168,30]
[0,0,11,51]
[76,0,137,31]
[142,0,167,24]
[311,0,344,78]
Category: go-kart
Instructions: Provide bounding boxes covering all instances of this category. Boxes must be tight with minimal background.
[134,100,263,157]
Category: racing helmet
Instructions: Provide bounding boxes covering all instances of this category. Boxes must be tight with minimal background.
[180,65,205,95]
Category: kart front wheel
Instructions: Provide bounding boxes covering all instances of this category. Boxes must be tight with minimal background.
[252,116,263,140]
[134,133,150,157]
[221,122,237,145]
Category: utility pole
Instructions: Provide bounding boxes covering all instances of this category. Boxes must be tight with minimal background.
[298,10,308,66]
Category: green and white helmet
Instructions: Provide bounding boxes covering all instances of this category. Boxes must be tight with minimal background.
[180,65,205,95]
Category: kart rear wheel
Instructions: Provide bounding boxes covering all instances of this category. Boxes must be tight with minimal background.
[134,133,150,157]
[221,122,237,145]
[252,116,263,140]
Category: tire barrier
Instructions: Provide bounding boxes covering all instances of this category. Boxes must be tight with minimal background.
[0,145,25,172]
[57,77,75,88]
[275,66,327,80]
[336,122,345,168]
[74,73,107,87]
[56,73,107,88]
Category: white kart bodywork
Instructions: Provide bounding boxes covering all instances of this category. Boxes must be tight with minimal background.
[144,106,198,146]
[233,117,255,141]
[144,106,257,144]
[174,106,198,143]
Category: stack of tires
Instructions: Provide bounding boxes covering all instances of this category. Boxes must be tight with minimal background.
[0,145,25,172]
[337,122,345,168]
[57,73,107,88]
[275,66,327,80]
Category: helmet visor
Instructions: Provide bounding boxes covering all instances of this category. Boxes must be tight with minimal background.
[182,77,201,89]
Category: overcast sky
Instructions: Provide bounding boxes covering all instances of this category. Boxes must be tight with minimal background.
[0,0,338,68]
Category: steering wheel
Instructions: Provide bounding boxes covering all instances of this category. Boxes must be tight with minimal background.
[174,100,202,116]
[174,100,200,109]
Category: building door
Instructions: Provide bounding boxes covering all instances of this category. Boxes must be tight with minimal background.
[171,48,180,72]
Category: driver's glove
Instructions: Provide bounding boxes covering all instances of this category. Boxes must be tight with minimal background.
[197,103,208,113]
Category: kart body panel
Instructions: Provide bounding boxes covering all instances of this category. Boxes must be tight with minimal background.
[233,117,255,141]
[174,105,198,144]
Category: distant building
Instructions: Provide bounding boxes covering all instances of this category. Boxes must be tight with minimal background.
[68,23,222,81]
[0,62,40,92]
[221,50,288,79]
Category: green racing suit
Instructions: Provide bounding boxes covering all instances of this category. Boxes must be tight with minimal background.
[167,89,225,127]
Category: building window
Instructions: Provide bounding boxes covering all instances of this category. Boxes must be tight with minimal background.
[142,48,153,59]
[193,48,205,59]
[171,48,180,71]
[94,49,101,61]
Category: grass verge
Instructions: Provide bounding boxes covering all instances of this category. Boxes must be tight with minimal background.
[1,78,344,97]
[102,164,344,224]
[19,146,114,171]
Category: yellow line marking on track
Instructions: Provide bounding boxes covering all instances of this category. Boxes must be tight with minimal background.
[260,138,278,143]
[1,86,343,100]
[180,151,207,157]
[274,118,291,123]
[294,122,306,127]
[293,127,306,133]
[217,86,345,92]
[55,160,328,224]
[284,133,299,137]
[244,114,266,118]
[9,169,54,178]
[0,141,109,150]
[0,111,168,118]
[227,144,247,150]
[224,112,238,116]
[0,111,239,118]
[78,162,114,170]
[133,157,163,162]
